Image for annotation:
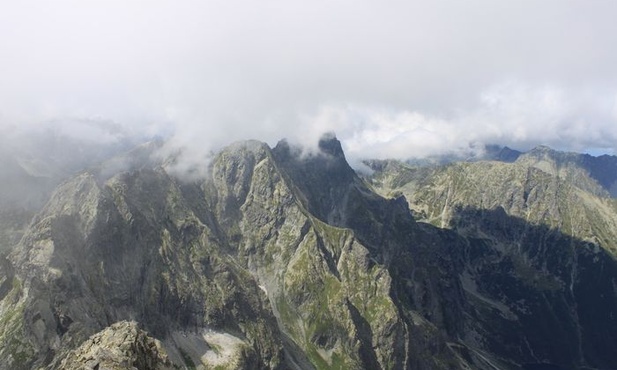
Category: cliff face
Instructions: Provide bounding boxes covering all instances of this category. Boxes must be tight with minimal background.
[1,137,617,369]
[58,321,174,370]
[1,154,285,369]
[366,149,617,369]
[366,151,617,254]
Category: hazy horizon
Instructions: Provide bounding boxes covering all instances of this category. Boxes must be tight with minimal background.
[2,0,617,167]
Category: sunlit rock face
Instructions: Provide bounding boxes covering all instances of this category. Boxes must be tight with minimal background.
[1,136,617,369]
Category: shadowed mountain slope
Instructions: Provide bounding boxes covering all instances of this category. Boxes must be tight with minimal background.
[0,136,616,369]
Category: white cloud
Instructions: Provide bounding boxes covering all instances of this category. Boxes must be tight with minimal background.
[316,81,617,161]
[1,0,617,169]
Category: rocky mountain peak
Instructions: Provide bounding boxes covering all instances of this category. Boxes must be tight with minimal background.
[271,134,360,227]
[2,137,617,369]
[483,144,522,162]
[515,145,617,197]
[56,321,173,370]
[317,132,345,158]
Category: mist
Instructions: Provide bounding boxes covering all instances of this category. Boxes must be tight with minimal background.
[1,0,617,170]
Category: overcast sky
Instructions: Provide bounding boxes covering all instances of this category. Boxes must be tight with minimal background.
[1,0,617,164]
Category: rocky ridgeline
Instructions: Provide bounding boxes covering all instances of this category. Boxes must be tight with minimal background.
[0,137,616,369]
[57,321,172,370]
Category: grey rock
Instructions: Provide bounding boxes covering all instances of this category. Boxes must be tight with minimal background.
[2,136,617,370]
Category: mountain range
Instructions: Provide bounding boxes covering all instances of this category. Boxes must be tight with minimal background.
[1,134,617,369]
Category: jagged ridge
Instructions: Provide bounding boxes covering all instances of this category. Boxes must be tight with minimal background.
[0,137,617,369]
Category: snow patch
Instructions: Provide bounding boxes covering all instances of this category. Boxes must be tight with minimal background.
[167,328,246,369]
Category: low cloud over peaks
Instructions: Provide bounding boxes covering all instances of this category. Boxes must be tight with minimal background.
[1,0,616,169]
[297,81,617,163]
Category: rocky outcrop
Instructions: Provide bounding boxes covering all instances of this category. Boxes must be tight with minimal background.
[366,155,617,255]
[2,165,284,369]
[57,321,172,370]
[366,148,617,369]
[2,136,617,369]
